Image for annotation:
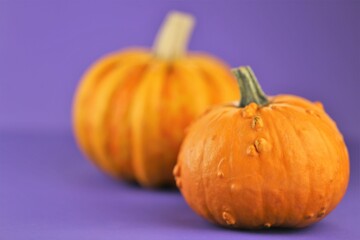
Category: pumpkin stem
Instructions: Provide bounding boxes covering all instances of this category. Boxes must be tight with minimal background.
[153,11,195,60]
[232,66,269,107]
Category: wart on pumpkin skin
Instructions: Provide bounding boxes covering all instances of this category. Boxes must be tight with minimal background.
[217,171,224,178]
[305,109,321,118]
[314,101,324,110]
[173,164,181,177]
[317,207,326,218]
[246,145,258,157]
[242,103,258,118]
[222,211,236,225]
[251,116,264,130]
[254,138,271,153]
[264,222,272,228]
[175,178,182,188]
[317,211,325,218]
[217,158,226,178]
[230,183,241,192]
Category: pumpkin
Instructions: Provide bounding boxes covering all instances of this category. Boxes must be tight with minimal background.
[72,12,239,187]
[175,66,349,229]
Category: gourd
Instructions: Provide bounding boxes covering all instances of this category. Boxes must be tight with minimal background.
[175,66,349,228]
[72,12,239,187]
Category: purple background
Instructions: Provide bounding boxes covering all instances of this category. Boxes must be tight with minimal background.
[0,0,359,239]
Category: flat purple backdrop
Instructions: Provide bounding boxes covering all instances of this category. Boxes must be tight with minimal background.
[0,0,359,239]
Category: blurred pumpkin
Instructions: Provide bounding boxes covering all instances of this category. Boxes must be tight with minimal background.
[175,66,349,229]
[72,12,239,187]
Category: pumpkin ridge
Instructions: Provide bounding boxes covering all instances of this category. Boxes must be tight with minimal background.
[277,107,314,227]
[189,61,221,104]
[271,106,311,226]
[296,116,329,227]
[198,127,215,222]
[129,61,168,186]
[189,56,238,103]
[274,105,338,227]
[305,109,345,217]
[74,51,150,175]
[74,56,122,162]
[225,112,240,227]
[255,110,270,228]
[88,63,142,176]
[259,107,288,227]
[299,107,343,225]
[306,111,340,222]
[78,64,125,175]
[201,110,234,223]
[265,108,291,226]
[106,61,150,180]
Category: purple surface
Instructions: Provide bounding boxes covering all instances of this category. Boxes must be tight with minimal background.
[0,132,359,240]
[0,0,359,239]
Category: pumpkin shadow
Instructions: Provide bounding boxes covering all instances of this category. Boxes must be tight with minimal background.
[78,172,333,235]
[122,186,327,234]
[222,223,319,235]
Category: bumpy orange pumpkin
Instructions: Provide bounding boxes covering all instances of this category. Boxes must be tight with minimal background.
[72,12,239,187]
[175,66,349,229]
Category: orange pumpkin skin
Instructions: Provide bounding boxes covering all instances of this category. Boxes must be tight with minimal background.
[73,12,239,187]
[175,68,349,229]
[72,49,239,187]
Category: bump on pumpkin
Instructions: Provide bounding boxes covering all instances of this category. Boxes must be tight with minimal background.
[222,211,236,225]
[254,138,271,153]
[251,116,264,130]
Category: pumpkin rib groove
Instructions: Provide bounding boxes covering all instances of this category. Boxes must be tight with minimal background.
[271,106,310,226]
[187,116,216,222]
[300,116,332,226]
[298,104,339,222]
[129,61,168,186]
[199,132,215,222]
[310,107,348,205]
[157,66,183,182]
[250,108,266,228]
[74,58,121,162]
[226,113,237,226]
[178,61,212,111]
[155,64,178,185]
[296,126,314,227]
[202,111,229,223]
[105,61,151,179]
[157,61,208,186]
[77,64,123,175]
[260,107,288,227]
[203,109,233,223]
[191,64,219,104]
[282,104,336,226]
[89,56,151,175]
[74,51,150,175]
[88,64,138,176]
[275,104,335,227]
[189,56,238,103]
[306,111,343,216]
[276,106,313,227]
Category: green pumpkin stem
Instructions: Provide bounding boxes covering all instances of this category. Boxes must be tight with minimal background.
[232,66,269,108]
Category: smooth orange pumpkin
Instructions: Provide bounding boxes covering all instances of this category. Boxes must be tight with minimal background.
[175,66,349,229]
[72,12,239,187]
